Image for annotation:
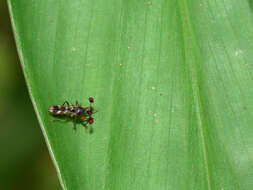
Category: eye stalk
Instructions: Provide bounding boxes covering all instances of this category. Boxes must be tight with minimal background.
[87,98,95,125]
[87,97,94,116]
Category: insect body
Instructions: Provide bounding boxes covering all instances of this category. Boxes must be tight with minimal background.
[49,97,95,131]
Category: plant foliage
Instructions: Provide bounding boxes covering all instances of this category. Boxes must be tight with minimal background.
[8,0,253,189]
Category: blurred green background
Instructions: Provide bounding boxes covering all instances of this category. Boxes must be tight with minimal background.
[0,1,61,190]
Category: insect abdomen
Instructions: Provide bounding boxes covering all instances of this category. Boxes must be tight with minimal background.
[48,105,68,115]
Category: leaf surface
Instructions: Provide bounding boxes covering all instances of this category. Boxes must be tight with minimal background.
[8,0,253,189]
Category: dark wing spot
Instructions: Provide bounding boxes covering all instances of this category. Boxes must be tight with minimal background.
[54,105,59,109]
[60,106,65,111]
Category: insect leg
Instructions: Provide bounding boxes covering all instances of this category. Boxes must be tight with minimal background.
[73,116,77,131]
[50,118,64,123]
[75,100,81,107]
[81,121,88,130]
[62,101,70,107]
[89,126,94,134]
[50,118,58,122]
[81,121,93,134]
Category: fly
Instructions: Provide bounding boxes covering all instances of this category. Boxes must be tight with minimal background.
[48,97,96,131]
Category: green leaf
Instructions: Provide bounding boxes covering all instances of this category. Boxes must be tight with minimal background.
[8,0,253,189]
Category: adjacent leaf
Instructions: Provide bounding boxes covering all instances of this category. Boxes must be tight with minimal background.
[8,0,253,189]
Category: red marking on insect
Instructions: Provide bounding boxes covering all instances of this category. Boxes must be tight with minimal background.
[89,97,94,103]
[88,117,94,124]
[48,97,96,132]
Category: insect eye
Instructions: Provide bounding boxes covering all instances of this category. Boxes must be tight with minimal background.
[89,97,94,103]
[88,117,94,124]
